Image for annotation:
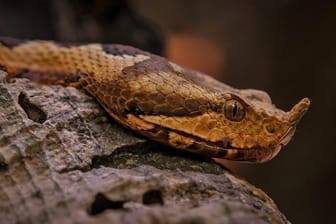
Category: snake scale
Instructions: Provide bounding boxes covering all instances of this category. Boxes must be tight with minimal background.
[0,37,310,163]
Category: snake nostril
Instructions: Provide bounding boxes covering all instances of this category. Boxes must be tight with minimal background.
[266,124,275,134]
[263,120,276,134]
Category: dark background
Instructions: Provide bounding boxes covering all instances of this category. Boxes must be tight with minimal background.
[0,0,335,223]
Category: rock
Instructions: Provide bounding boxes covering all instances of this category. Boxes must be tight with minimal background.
[0,70,289,224]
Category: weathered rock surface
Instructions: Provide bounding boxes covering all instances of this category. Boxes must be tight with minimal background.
[0,70,289,224]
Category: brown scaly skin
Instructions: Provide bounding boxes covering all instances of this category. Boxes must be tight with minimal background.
[0,37,310,163]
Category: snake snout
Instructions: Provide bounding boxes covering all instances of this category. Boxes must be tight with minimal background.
[287,97,310,124]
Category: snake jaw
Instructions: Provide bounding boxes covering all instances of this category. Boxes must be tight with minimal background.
[255,126,296,162]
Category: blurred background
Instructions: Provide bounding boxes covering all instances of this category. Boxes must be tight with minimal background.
[0,0,335,223]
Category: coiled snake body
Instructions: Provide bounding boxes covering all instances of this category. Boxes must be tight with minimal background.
[0,37,310,163]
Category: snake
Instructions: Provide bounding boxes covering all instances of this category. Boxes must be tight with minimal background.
[0,37,310,163]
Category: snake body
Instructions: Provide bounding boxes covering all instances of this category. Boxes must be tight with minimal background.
[0,37,310,163]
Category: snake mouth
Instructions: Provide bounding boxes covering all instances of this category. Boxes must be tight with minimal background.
[227,126,296,163]
[177,132,281,163]
[279,126,296,147]
[187,127,297,163]
[218,146,282,163]
[137,116,296,163]
[161,128,288,162]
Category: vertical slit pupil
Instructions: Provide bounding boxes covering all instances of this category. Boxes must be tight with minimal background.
[224,99,245,122]
[232,102,238,117]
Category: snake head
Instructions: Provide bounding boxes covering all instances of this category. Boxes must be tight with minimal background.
[137,88,310,163]
[130,66,310,163]
[214,90,310,162]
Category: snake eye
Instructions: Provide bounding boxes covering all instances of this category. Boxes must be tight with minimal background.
[224,99,245,122]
